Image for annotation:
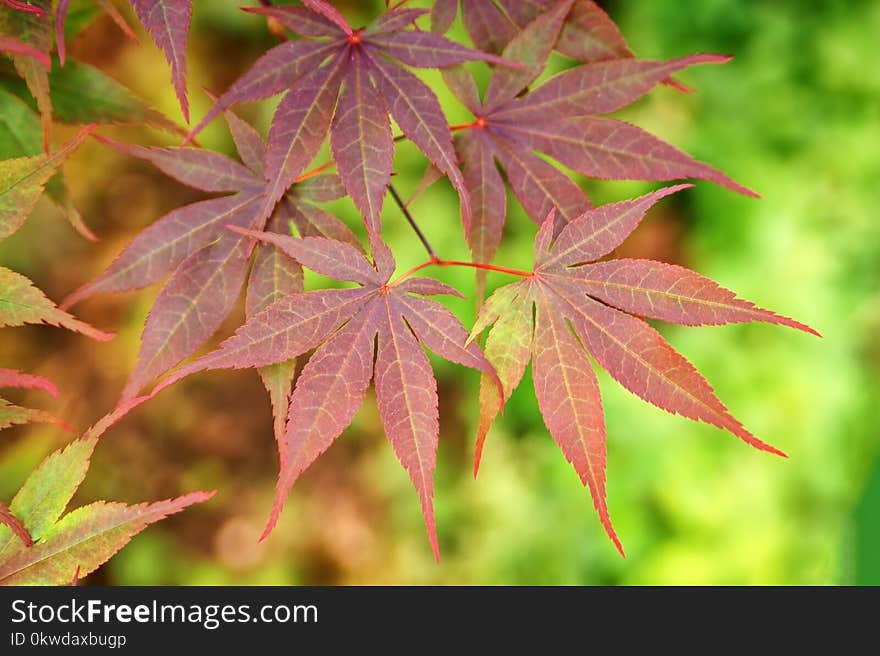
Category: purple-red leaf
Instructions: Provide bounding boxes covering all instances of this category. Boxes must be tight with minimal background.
[185,40,338,143]
[196,3,526,236]
[489,135,593,224]
[129,0,192,121]
[242,5,342,38]
[469,188,816,554]
[62,192,260,308]
[54,0,70,66]
[120,235,250,401]
[395,277,464,298]
[330,54,393,235]
[441,65,482,116]
[231,229,380,286]
[261,54,346,222]
[574,259,819,335]
[223,109,265,176]
[2,0,46,15]
[430,0,457,35]
[494,0,632,63]
[246,211,304,464]
[93,135,259,193]
[0,502,32,548]
[531,283,622,555]
[155,287,374,390]
[0,35,49,66]
[405,162,444,208]
[0,369,57,397]
[145,233,496,559]
[447,43,752,255]
[461,0,517,54]
[543,185,692,268]
[366,8,429,36]
[553,284,785,457]
[263,302,379,539]
[508,0,632,62]
[395,293,500,391]
[367,51,471,231]
[499,115,758,197]
[374,295,441,561]
[245,224,305,325]
[370,30,523,69]
[286,197,361,249]
[496,54,730,120]
[292,173,346,203]
[484,0,573,107]
[301,0,351,36]
[457,129,506,266]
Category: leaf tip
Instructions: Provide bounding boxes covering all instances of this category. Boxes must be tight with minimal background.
[259,508,280,543]
[225,224,253,238]
[429,527,441,564]
[473,441,484,479]
[91,328,117,342]
[600,510,625,558]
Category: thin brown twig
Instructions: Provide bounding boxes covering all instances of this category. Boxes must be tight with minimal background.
[387,183,437,259]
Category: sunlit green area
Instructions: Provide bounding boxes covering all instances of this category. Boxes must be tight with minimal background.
[1,0,877,585]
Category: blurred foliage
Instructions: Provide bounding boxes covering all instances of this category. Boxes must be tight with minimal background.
[0,0,877,585]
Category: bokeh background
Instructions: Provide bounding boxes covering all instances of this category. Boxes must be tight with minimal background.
[1,0,878,585]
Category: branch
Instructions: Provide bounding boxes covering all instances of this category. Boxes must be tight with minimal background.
[393,258,533,286]
[388,183,437,259]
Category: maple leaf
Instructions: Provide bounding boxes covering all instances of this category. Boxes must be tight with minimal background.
[0,368,57,396]
[0,369,63,431]
[433,0,632,63]
[469,186,818,555]
[0,412,214,585]
[64,113,356,449]
[0,35,48,66]
[448,6,755,269]
[148,230,501,561]
[128,0,192,121]
[188,1,522,236]
[62,125,263,404]
[1,1,45,16]
[435,0,691,92]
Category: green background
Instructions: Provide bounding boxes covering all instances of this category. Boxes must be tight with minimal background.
[1,0,877,584]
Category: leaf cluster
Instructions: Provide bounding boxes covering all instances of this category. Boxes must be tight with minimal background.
[0,0,818,563]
